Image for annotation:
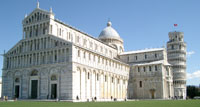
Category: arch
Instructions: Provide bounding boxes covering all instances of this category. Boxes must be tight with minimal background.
[77,67,81,72]
[51,75,57,81]
[30,69,38,76]
[14,71,21,76]
[49,67,59,74]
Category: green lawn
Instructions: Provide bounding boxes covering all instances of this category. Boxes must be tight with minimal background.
[0,100,200,107]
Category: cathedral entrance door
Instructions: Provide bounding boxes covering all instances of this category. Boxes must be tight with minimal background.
[151,92,155,99]
[51,84,57,99]
[15,85,20,98]
[31,80,38,99]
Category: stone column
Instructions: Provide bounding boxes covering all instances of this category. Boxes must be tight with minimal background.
[56,50,59,63]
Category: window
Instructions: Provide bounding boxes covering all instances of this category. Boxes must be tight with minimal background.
[30,56,32,64]
[78,50,80,57]
[171,45,174,50]
[145,54,147,59]
[155,53,157,58]
[138,67,140,72]
[83,51,86,58]
[43,28,46,34]
[179,45,182,50]
[105,75,107,82]
[88,72,90,79]
[15,78,20,83]
[155,65,158,71]
[149,66,152,71]
[139,81,142,88]
[55,41,58,47]
[36,29,38,36]
[30,30,32,37]
[127,56,129,62]
[135,56,137,60]
[143,67,146,72]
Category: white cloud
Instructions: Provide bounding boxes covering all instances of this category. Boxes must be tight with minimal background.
[186,51,195,57]
[187,70,200,80]
[0,77,1,82]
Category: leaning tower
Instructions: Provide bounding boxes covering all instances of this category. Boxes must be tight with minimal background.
[167,31,187,99]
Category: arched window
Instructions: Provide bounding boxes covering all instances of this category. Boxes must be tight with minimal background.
[139,81,142,88]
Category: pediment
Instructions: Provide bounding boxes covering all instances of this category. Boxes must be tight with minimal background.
[22,8,52,24]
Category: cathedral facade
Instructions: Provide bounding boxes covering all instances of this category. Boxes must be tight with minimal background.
[1,3,186,101]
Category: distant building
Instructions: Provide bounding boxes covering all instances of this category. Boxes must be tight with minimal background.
[1,2,186,101]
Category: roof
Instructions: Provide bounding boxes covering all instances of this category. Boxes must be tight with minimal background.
[99,21,121,39]
[133,60,171,66]
[120,48,165,55]
[54,19,117,50]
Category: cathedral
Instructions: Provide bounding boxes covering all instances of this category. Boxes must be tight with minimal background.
[1,3,187,101]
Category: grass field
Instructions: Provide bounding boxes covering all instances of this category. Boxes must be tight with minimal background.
[0,100,200,107]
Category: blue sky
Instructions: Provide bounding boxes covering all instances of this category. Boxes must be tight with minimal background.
[0,0,199,86]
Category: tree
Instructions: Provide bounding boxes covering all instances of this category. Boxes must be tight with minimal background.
[187,85,200,99]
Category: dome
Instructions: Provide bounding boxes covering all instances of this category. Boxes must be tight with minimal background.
[99,21,120,39]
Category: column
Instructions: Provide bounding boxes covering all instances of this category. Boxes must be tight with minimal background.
[56,50,59,63]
